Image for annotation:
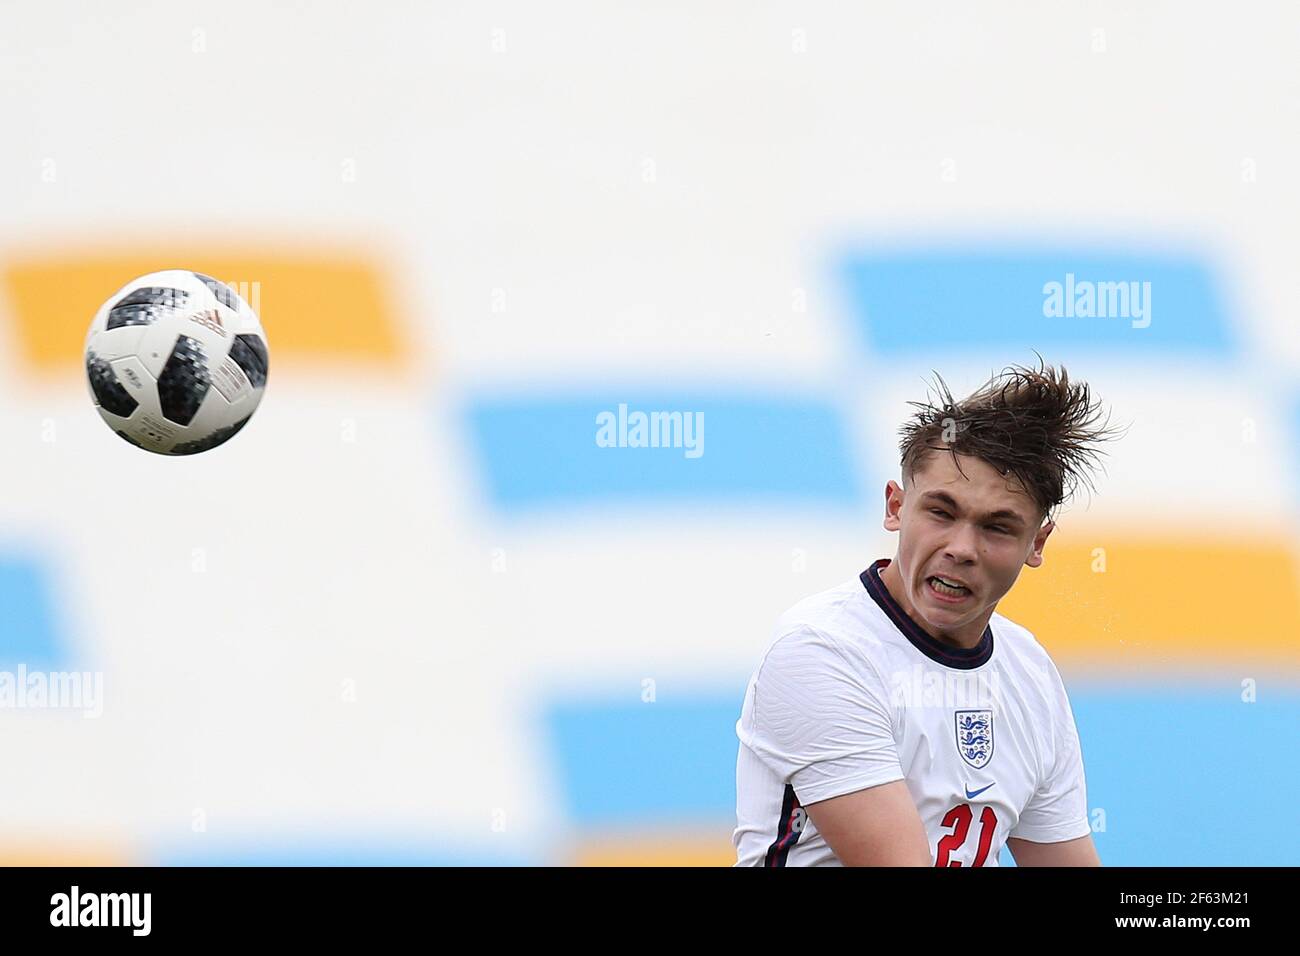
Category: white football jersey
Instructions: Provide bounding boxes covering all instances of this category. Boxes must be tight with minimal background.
[734,557,1092,866]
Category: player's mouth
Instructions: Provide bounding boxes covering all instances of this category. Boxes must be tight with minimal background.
[926,575,973,603]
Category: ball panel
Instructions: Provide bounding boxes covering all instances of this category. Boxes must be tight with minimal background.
[127,415,180,451]
[156,334,211,426]
[107,354,153,393]
[228,333,269,389]
[86,352,138,417]
[168,413,252,456]
[85,325,147,362]
[106,286,193,330]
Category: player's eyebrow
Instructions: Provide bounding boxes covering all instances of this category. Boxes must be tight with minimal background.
[918,491,1028,527]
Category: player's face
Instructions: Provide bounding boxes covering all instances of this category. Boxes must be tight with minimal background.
[883,451,1053,633]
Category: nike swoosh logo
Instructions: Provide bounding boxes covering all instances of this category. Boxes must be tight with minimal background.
[965,783,995,799]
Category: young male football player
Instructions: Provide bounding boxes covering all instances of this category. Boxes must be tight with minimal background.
[733,361,1118,866]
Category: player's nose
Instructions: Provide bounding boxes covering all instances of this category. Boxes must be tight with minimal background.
[942,521,980,563]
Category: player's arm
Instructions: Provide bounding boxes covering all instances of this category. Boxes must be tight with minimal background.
[803,780,932,866]
[741,626,916,865]
[1006,833,1101,866]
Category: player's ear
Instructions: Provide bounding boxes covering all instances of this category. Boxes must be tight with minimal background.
[1025,519,1054,568]
[883,480,904,532]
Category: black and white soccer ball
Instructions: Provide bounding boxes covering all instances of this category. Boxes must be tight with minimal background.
[84,270,269,455]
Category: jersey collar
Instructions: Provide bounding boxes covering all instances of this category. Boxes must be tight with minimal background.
[860,558,994,670]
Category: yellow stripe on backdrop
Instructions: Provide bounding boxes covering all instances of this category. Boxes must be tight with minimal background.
[0,845,129,866]
[570,830,737,867]
[2,251,404,371]
[997,534,1300,669]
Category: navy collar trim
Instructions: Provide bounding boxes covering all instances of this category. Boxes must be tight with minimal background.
[860,558,994,670]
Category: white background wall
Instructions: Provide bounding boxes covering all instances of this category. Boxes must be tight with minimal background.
[0,1,1296,862]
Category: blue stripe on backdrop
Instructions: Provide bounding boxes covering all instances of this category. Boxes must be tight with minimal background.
[1053,684,1298,866]
[547,684,1299,865]
[0,556,66,669]
[837,249,1233,354]
[1292,392,1300,501]
[463,394,862,511]
[545,693,741,826]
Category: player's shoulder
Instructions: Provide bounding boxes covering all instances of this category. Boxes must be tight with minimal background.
[759,576,893,673]
[990,610,1067,685]
[776,574,859,624]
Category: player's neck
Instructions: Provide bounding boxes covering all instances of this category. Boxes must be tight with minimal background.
[878,558,992,652]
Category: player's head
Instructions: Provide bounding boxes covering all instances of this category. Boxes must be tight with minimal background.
[882,358,1118,632]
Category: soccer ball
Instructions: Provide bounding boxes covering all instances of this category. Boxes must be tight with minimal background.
[84,270,269,455]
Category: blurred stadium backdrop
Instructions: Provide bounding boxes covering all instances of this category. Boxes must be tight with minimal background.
[1,2,1297,865]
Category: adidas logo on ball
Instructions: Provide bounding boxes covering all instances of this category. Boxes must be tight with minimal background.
[189,309,228,337]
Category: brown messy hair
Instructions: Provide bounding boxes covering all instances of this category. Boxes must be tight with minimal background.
[898,358,1122,524]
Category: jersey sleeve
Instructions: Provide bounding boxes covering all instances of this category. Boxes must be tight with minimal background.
[739,625,905,806]
[1009,657,1093,843]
